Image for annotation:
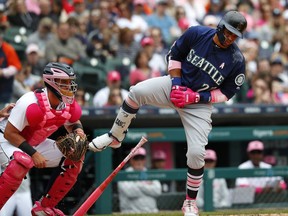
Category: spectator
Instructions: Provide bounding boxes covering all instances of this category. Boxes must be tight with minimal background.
[27,17,55,68]
[117,147,162,213]
[24,43,43,77]
[115,27,141,61]
[0,30,22,103]
[197,149,230,209]
[68,0,89,20]
[38,0,52,20]
[45,21,87,65]
[92,70,128,107]
[145,0,180,45]
[0,3,9,30]
[140,36,166,75]
[248,73,273,104]
[130,49,161,86]
[151,150,171,193]
[235,140,286,194]
[75,88,88,107]
[86,29,115,64]
[148,26,169,56]
[116,2,149,42]
[202,14,218,28]
[104,88,123,107]
[12,70,31,102]
[7,0,39,31]
[175,0,205,26]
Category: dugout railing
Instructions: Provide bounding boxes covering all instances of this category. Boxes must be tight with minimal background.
[88,126,288,214]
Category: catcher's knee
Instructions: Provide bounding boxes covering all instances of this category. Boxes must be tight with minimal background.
[3,151,33,181]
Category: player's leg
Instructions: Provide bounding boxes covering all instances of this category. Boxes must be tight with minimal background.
[178,104,212,216]
[0,142,34,209]
[32,139,84,216]
[89,76,173,152]
[0,194,16,216]
[15,174,33,216]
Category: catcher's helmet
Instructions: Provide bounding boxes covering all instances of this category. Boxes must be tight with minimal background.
[217,11,247,44]
[43,62,77,104]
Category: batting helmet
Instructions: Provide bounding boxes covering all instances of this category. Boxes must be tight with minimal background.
[43,62,77,104]
[217,11,247,44]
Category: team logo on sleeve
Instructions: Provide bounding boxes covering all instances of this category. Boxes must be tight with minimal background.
[235,74,245,86]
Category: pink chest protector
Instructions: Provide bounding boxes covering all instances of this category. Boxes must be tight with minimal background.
[20,89,82,146]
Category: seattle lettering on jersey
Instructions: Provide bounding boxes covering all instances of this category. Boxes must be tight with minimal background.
[186,49,224,86]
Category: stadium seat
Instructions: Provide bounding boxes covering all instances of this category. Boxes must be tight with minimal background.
[3,26,32,60]
[73,59,107,94]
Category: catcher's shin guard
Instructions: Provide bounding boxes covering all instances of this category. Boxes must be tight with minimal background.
[40,158,83,208]
[0,151,34,208]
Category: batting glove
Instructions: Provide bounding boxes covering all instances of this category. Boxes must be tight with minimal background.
[170,85,200,108]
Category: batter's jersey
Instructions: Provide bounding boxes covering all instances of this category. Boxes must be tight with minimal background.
[167,25,246,99]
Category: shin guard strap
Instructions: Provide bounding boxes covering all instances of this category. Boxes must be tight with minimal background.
[41,158,83,208]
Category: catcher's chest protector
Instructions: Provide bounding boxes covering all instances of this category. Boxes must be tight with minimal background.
[41,158,84,208]
[21,90,72,145]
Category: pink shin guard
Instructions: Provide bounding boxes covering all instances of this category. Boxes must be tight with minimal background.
[40,158,83,208]
[0,151,33,208]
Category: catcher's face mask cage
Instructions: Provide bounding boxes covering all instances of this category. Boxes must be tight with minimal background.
[43,62,78,104]
[217,10,247,46]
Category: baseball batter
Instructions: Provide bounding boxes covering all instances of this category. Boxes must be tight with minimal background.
[89,11,247,216]
[0,62,87,216]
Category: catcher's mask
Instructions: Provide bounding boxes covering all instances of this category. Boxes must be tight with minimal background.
[43,62,77,104]
[217,10,247,46]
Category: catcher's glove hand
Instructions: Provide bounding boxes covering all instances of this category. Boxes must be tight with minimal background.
[55,133,88,161]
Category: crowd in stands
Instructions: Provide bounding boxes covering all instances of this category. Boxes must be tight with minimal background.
[1,0,288,106]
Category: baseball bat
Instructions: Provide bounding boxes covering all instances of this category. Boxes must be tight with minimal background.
[73,136,148,216]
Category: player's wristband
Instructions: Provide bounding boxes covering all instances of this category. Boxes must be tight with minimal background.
[171,77,182,86]
[72,123,83,131]
[199,92,211,103]
[19,141,37,156]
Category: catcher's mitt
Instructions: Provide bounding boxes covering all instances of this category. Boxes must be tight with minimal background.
[55,133,88,161]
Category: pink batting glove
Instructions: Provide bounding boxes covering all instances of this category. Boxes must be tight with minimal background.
[170,86,200,108]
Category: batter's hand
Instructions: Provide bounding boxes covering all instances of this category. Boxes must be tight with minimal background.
[170,85,200,108]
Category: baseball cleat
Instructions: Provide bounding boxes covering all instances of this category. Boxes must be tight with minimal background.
[89,133,121,152]
[182,199,199,216]
[31,201,65,216]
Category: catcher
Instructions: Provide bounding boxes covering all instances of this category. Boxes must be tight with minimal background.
[0,62,88,216]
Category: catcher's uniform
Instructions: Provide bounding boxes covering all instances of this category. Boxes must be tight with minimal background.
[0,89,77,167]
[0,88,84,212]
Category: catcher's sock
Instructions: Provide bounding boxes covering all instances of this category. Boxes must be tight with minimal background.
[186,167,203,199]
[110,101,138,142]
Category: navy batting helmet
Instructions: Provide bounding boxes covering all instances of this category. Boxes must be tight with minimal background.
[43,62,77,104]
[217,11,247,44]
